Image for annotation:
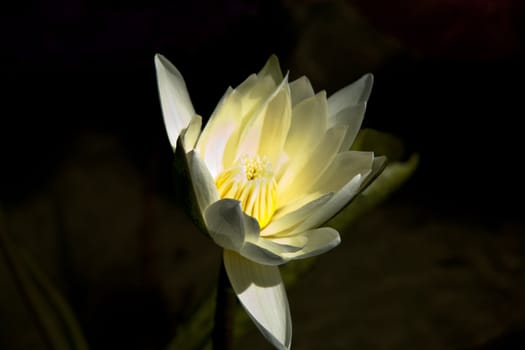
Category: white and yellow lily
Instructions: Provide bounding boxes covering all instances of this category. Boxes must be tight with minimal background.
[155,54,385,350]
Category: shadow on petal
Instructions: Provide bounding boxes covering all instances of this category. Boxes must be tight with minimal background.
[224,250,292,350]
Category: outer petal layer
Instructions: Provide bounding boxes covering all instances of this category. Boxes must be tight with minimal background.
[327,74,374,151]
[290,173,365,234]
[273,227,341,260]
[327,73,373,120]
[309,151,374,195]
[186,150,219,215]
[204,199,259,251]
[224,250,292,350]
[155,54,195,149]
[262,193,332,237]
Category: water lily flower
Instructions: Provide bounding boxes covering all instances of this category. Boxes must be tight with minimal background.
[155,54,385,350]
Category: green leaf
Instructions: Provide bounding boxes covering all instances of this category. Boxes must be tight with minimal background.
[351,128,406,160]
[0,210,90,350]
[327,152,419,231]
[164,290,217,350]
[329,127,419,230]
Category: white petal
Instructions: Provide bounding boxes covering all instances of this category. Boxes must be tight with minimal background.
[220,74,277,168]
[273,227,341,260]
[239,238,302,266]
[204,198,301,266]
[274,192,329,217]
[182,115,202,151]
[224,63,284,166]
[262,193,333,237]
[224,250,292,350]
[236,74,276,118]
[186,150,219,215]
[235,73,258,95]
[239,242,287,265]
[358,156,387,192]
[235,75,291,166]
[204,198,259,251]
[155,54,195,150]
[331,103,368,151]
[289,76,315,106]
[242,231,303,266]
[196,88,242,177]
[278,126,347,205]
[282,92,328,175]
[309,151,374,195]
[290,173,365,234]
[258,54,284,85]
[257,80,292,166]
[327,73,373,120]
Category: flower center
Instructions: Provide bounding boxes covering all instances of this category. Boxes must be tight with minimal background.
[215,155,277,228]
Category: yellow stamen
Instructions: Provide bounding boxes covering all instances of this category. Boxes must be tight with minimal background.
[215,155,277,228]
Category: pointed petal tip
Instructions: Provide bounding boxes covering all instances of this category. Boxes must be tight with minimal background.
[259,54,284,83]
[154,54,172,74]
[289,75,315,105]
[357,73,374,103]
[283,70,290,82]
[327,72,375,117]
[154,53,181,76]
[363,72,374,83]
[268,53,280,65]
[154,53,195,149]
[154,53,166,68]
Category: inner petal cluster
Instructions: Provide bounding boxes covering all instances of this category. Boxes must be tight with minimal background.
[215,155,277,228]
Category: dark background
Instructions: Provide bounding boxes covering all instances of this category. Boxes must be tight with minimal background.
[1,0,524,349]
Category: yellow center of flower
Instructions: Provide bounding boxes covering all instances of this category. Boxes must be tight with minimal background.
[215,155,277,228]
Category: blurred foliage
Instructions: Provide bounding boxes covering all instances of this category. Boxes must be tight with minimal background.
[328,128,419,230]
[0,211,90,350]
[165,129,418,350]
[1,0,523,349]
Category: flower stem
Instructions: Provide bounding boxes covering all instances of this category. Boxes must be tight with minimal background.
[212,256,236,350]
